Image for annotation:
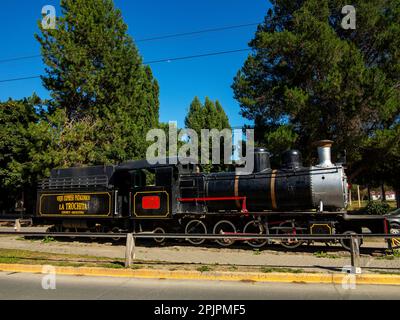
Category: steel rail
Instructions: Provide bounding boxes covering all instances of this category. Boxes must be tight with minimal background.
[0,231,398,240]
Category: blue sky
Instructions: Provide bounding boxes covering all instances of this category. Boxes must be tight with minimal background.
[0,0,271,128]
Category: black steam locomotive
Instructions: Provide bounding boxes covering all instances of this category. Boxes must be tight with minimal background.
[34,141,391,250]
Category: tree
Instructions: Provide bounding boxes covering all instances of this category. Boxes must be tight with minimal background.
[185,97,231,171]
[354,124,400,208]
[185,97,230,131]
[36,0,160,163]
[232,0,400,172]
[0,96,43,212]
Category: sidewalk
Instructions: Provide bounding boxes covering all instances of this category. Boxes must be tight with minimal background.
[0,234,399,274]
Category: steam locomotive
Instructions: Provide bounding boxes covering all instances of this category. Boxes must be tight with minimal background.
[35,140,391,250]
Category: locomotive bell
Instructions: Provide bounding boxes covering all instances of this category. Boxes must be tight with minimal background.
[315,140,334,167]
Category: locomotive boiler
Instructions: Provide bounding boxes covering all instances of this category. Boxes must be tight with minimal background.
[189,141,348,212]
[34,140,389,250]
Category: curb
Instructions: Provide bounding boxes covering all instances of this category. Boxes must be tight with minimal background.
[0,263,400,285]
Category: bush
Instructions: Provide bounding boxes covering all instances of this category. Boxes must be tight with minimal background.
[364,201,391,215]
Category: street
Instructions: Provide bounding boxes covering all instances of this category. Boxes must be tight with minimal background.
[0,272,400,300]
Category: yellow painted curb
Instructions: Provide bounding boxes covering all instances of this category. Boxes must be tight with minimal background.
[0,263,400,285]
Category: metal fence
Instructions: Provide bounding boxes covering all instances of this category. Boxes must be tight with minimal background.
[1,226,399,271]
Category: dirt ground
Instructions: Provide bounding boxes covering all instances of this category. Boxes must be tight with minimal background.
[0,226,399,274]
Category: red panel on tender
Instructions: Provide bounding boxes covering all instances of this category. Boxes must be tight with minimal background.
[142,196,161,210]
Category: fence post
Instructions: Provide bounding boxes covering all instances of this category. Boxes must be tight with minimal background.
[125,233,136,268]
[14,219,21,232]
[350,235,361,274]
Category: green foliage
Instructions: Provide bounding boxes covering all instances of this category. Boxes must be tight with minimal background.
[264,125,298,157]
[313,251,339,259]
[35,0,159,164]
[364,201,391,216]
[1,0,161,213]
[196,265,212,273]
[260,267,304,273]
[0,96,45,211]
[185,97,230,132]
[355,125,400,191]
[185,97,231,172]
[42,236,56,244]
[232,0,400,176]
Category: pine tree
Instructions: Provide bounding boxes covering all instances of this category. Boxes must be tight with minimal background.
[185,97,231,171]
[185,97,230,131]
[232,0,399,176]
[36,0,159,164]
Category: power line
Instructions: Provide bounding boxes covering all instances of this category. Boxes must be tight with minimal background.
[0,75,41,83]
[0,55,41,64]
[145,48,251,64]
[0,22,260,65]
[136,22,259,42]
[0,48,252,83]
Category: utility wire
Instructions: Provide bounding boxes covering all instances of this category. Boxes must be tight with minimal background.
[0,22,260,64]
[0,55,42,64]
[0,75,41,83]
[136,22,259,42]
[0,48,252,83]
[145,48,251,64]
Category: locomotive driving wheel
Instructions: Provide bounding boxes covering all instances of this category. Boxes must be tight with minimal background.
[90,225,104,240]
[185,220,207,245]
[243,220,268,248]
[107,227,122,242]
[276,221,304,249]
[213,220,237,247]
[64,227,78,240]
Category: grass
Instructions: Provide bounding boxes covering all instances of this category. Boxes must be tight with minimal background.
[313,251,340,259]
[5,248,399,276]
[99,263,125,269]
[42,236,56,243]
[130,265,144,270]
[0,248,124,268]
[196,265,212,273]
[370,270,400,275]
[260,267,305,274]
[253,249,261,255]
[378,250,400,260]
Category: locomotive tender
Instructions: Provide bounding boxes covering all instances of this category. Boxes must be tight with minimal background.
[35,140,389,249]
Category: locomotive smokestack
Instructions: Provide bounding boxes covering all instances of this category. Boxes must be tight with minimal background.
[315,140,334,167]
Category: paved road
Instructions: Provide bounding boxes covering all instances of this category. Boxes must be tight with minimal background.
[0,272,400,300]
